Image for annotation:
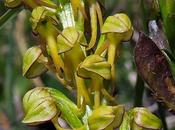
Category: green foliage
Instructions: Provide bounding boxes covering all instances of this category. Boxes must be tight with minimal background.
[159,0,175,56]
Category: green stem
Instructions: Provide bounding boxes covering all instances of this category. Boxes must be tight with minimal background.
[94,90,100,108]
[75,74,91,107]
[86,3,97,50]
[157,103,168,130]
[95,2,103,30]
[47,33,64,73]
[4,23,16,129]
[140,0,148,33]
[92,76,103,108]
[107,36,120,95]
[134,75,144,107]
[0,8,22,30]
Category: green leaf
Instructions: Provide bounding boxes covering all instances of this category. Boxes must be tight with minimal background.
[77,55,111,79]
[57,3,75,28]
[23,46,47,78]
[102,13,133,41]
[22,87,58,125]
[49,88,79,115]
[0,8,22,30]
[159,0,175,56]
[49,88,83,128]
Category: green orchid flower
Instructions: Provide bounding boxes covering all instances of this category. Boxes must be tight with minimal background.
[23,46,48,78]
[23,87,83,129]
[120,107,162,130]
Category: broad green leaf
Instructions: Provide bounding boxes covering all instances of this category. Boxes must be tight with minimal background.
[57,3,75,28]
[102,13,133,41]
[88,106,115,130]
[5,0,22,8]
[133,108,162,129]
[49,88,83,128]
[22,87,58,124]
[74,125,89,130]
[23,46,47,78]
[77,55,111,79]
[49,88,79,115]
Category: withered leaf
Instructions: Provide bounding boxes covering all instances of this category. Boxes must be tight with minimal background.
[135,32,175,110]
[148,20,170,51]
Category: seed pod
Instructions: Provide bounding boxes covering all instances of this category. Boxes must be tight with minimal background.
[5,0,22,8]
[23,46,47,78]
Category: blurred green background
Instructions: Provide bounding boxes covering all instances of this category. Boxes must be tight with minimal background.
[0,0,175,130]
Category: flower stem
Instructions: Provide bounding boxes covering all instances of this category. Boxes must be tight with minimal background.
[86,3,97,50]
[92,76,103,108]
[95,2,103,30]
[75,74,91,107]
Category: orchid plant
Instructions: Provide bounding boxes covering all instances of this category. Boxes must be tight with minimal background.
[1,0,163,130]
